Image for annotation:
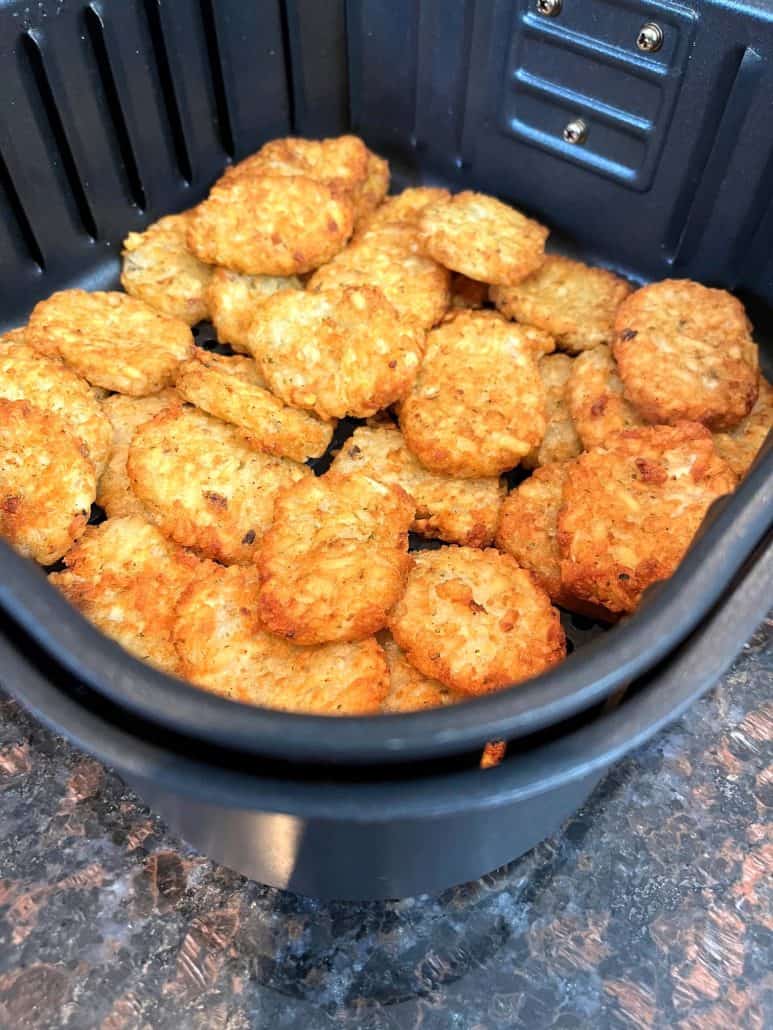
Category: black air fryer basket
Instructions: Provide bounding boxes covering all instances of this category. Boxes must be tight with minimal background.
[0,0,771,899]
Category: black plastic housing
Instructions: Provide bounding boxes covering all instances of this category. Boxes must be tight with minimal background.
[0,0,771,897]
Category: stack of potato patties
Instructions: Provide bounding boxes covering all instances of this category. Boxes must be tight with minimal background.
[1,134,769,725]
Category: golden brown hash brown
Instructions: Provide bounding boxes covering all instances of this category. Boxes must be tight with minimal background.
[613,280,759,430]
[0,341,112,476]
[26,290,194,396]
[523,353,582,468]
[120,210,212,325]
[226,135,388,230]
[398,310,546,478]
[50,516,205,676]
[247,285,424,420]
[187,174,354,277]
[490,255,632,353]
[0,328,27,346]
[225,134,370,197]
[206,267,303,354]
[388,546,566,696]
[173,564,389,714]
[495,462,611,619]
[567,344,645,450]
[358,186,451,234]
[558,423,737,614]
[97,389,181,520]
[330,424,505,547]
[308,221,451,330]
[418,191,548,287]
[379,633,464,712]
[496,462,568,604]
[175,350,334,463]
[712,377,772,479]
[0,398,95,565]
[257,472,414,645]
[127,404,308,564]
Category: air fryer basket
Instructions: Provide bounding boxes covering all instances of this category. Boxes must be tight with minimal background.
[1,0,772,895]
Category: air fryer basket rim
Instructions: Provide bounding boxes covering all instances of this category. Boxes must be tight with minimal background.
[2,530,769,820]
[1,441,770,766]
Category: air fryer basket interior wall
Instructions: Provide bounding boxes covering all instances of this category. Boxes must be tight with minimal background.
[0,0,772,769]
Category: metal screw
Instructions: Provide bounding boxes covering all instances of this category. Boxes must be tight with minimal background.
[636,22,663,52]
[562,118,588,145]
[536,0,562,17]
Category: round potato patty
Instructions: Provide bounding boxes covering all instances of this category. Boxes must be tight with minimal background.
[26,289,194,396]
[258,472,414,645]
[187,173,354,277]
[121,210,212,325]
[50,515,205,675]
[399,310,546,477]
[388,546,566,695]
[418,191,548,287]
[173,563,389,714]
[0,340,111,476]
[558,422,737,614]
[613,279,759,430]
[127,404,308,564]
[0,398,96,565]
[247,285,424,420]
[491,254,631,353]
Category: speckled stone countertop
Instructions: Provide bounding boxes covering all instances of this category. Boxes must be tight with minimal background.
[0,620,770,1029]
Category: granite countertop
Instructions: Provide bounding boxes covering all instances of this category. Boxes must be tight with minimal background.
[0,619,770,1029]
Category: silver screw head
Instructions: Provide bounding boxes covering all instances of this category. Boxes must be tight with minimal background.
[536,0,562,16]
[636,22,663,52]
[562,118,588,145]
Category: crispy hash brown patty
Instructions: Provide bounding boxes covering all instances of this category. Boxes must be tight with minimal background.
[399,310,547,477]
[127,405,308,564]
[175,350,334,463]
[26,290,194,396]
[224,135,370,196]
[496,462,570,605]
[0,341,112,476]
[225,134,388,229]
[258,472,414,645]
[490,255,632,353]
[187,174,354,277]
[418,191,548,287]
[495,461,610,619]
[524,353,582,468]
[120,211,212,325]
[50,516,205,675]
[358,186,451,234]
[567,344,644,450]
[97,389,181,520]
[379,633,463,712]
[206,267,303,353]
[713,377,773,479]
[308,222,451,330]
[331,424,505,546]
[247,285,424,420]
[613,279,759,430]
[388,546,566,695]
[174,564,389,714]
[558,423,737,614]
[0,398,96,564]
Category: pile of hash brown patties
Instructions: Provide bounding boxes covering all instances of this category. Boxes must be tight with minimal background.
[1,134,770,720]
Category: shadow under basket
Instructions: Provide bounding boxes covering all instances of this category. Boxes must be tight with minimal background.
[1,0,772,897]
